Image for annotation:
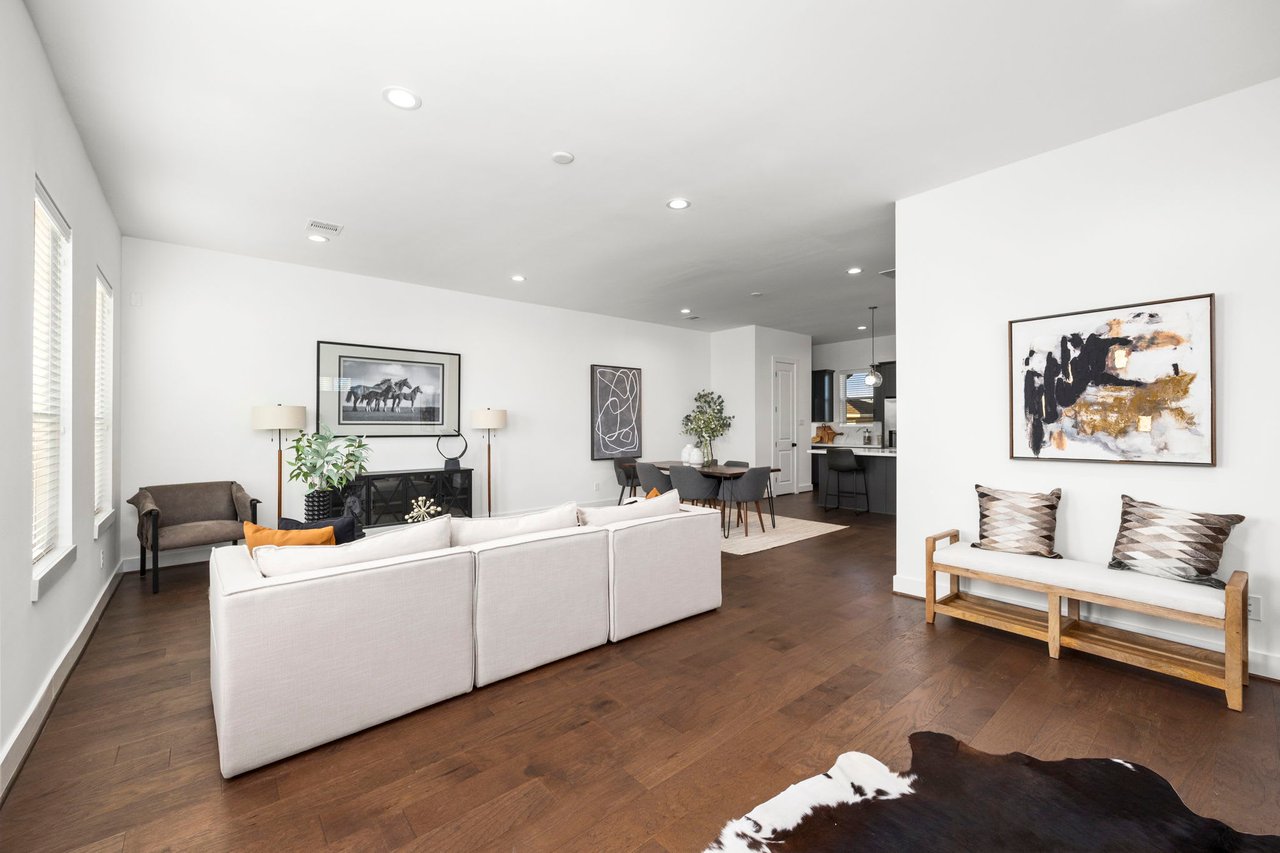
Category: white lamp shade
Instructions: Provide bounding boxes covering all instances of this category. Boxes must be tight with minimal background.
[251,404,307,431]
[471,408,508,430]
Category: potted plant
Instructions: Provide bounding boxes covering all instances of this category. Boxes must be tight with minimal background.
[681,390,735,466]
[287,424,372,522]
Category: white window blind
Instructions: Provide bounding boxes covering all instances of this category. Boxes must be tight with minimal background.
[94,275,113,516]
[32,180,71,564]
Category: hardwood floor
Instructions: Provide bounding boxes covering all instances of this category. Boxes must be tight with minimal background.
[2,496,1277,851]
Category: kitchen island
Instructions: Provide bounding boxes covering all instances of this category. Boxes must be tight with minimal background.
[808,445,897,514]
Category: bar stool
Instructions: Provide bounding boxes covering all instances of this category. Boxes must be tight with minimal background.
[824,448,868,514]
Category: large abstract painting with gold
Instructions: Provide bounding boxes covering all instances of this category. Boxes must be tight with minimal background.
[1009,295,1214,466]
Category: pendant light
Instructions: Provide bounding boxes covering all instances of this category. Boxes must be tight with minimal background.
[865,306,883,388]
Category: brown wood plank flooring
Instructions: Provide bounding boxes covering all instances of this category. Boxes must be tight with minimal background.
[2,496,1277,850]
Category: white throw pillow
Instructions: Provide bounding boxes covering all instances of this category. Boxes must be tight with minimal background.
[451,501,579,547]
[254,514,452,577]
[578,489,681,526]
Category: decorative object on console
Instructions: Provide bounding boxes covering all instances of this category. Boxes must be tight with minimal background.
[405,496,445,523]
[250,403,307,524]
[316,340,461,438]
[1109,494,1243,588]
[681,389,734,466]
[472,408,507,517]
[590,364,642,460]
[1009,294,1214,465]
[705,732,1277,852]
[436,432,468,471]
[973,484,1063,558]
[287,423,372,523]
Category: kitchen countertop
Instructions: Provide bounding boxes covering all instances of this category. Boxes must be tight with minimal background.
[808,445,897,457]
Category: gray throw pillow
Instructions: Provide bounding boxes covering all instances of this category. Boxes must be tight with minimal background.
[1108,495,1244,588]
[972,484,1062,558]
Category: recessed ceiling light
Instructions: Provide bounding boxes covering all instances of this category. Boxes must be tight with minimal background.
[666,198,691,210]
[857,325,867,330]
[551,151,575,165]
[680,308,692,314]
[308,234,329,243]
[382,86,421,110]
[846,267,862,275]
[750,292,762,297]
[510,274,526,282]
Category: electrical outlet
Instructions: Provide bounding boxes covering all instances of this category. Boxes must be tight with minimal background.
[594,482,600,493]
[99,551,105,569]
[1247,595,1262,622]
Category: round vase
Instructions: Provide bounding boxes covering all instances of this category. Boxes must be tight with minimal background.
[681,443,694,464]
[687,446,704,467]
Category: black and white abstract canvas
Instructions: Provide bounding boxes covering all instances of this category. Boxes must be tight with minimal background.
[1009,294,1214,465]
[317,341,461,437]
[590,365,641,460]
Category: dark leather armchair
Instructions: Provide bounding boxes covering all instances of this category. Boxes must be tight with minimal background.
[127,481,259,593]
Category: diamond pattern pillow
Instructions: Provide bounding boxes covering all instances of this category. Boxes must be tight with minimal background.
[972,484,1062,558]
[1109,495,1244,588]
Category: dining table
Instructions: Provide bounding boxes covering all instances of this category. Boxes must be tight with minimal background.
[650,461,780,538]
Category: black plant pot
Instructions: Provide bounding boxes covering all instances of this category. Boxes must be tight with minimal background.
[304,489,338,523]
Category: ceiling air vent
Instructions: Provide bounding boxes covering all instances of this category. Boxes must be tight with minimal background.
[684,315,701,321]
[879,268,896,279]
[305,220,344,239]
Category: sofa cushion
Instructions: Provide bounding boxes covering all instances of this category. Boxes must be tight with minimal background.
[578,489,680,526]
[243,521,335,554]
[279,514,360,544]
[933,541,1225,619]
[973,484,1062,558]
[254,515,452,577]
[451,502,578,547]
[156,519,245,551]
[1109,494,1244,589]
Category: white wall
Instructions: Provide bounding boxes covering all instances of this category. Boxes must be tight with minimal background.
[0,0,122,786]
[708,326,757,466]
[895,78,1280,676]
[118,238,711,558]
[754,326,812,491]
[812,334,897,374]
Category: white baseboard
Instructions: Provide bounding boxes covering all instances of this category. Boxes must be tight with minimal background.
[1,573,121,803]
[891,571,1279,680]
[117,544,216,574]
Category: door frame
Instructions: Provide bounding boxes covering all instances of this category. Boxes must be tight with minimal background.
[771,356,798,496]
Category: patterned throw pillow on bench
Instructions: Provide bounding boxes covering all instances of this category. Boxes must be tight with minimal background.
[1109,495,1244,588]
[973,484,1063,558]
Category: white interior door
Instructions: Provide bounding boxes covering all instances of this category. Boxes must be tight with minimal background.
[772,359,797,495]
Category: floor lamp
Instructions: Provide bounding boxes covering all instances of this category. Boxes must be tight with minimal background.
[471,408,507,517]
[251,404,307,524]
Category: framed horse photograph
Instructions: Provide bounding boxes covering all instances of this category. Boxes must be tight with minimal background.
[316,341,461,437]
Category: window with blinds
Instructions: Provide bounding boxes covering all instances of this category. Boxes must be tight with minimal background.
[94,275,113,516]
[33,180,71,564]
[843,369,875,424]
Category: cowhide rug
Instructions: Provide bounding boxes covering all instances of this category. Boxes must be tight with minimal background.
[707,731,1279,852]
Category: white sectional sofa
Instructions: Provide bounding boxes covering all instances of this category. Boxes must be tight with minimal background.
[209,500,720,777]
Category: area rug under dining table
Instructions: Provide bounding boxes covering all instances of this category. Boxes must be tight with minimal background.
[719,515,845,556]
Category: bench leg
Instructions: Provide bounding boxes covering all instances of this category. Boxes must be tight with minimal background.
[925,562,936,625]
[1047,593,1062,660]
[1067,597,1080,623]
[1225,582,1244,710]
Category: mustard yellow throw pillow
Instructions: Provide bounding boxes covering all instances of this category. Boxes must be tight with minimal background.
[243,521,335,554]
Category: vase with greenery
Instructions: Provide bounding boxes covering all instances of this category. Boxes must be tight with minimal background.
[288,424,372,522]
[681,390,734,466]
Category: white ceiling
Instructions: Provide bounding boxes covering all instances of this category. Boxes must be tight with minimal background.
[24,1,1280,343]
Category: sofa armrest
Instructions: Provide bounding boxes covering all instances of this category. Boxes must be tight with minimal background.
[926,529,960,547]
[1225,570,1249,592]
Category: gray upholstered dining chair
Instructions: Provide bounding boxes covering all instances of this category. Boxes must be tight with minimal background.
[721,466,771,536]
[613,457,640,505]
[636,462,673,495]
[127,481,259,593]
[667,464,720,507]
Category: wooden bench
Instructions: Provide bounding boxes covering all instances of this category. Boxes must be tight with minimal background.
[925,530,1249,710]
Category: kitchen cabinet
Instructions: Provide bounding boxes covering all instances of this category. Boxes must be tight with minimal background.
[811,369,834,423]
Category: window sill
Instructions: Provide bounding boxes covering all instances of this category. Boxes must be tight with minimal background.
[31,544,77,602]
[94,508,117,540]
